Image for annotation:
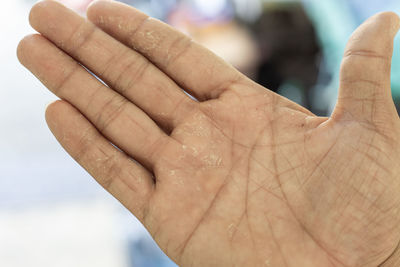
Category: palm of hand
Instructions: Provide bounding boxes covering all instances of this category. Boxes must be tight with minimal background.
[18,1,400,266]
[154,84,400,267]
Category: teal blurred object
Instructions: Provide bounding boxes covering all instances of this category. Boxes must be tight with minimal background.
[301,0,400,113]
[301,0,357,113]
[393,33,400,101]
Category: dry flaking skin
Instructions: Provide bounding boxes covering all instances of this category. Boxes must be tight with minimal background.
[17,1,400,266]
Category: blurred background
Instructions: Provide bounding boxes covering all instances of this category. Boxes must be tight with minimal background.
[1,0,400,266]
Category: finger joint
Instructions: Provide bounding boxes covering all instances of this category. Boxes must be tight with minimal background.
[96,95,130,133]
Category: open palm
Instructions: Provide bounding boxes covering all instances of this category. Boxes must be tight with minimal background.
[18,1,400,266]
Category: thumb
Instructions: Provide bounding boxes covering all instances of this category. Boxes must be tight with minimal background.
[333,12,400,125]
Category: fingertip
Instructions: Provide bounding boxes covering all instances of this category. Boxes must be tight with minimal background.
[371,11,400,35]
[390,12,400,33]
[30,0,70,32]
[45,99,63,111]
[29,0,54,28]
[17,34,42,65]
[87,0,113,9]
[86,0,112,21]
[45,100,69,127]
[45,99,61,118]
[17,36,29,64]
[85,1,98,22]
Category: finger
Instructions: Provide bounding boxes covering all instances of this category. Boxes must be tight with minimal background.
[17,34,169,169]
[45,100,153,220]
[333,12,400,125]
[29,0,196,131]
[86,0,245,101]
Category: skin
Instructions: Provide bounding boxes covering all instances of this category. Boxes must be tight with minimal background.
[17,1,400,266]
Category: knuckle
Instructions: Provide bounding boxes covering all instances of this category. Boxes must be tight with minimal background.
[128,16,152,49]
[170,96,198,127]
[100,48,131,87]
[74,126,97,163]
[146,135,169,164]
[344,49,390,62]
[96,95,129,132]
[29,0,57,25]
[55,63,81,94]
[123,58,151,93]
[97,153,122,190]
[65,21,97,54]
[340,77,385,89]
[100,51,151,96]
[74,128,122,190]
[128,16,193,67]
[17,34,38,62]
[164,35,193,68]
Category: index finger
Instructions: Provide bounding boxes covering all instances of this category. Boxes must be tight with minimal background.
[87,0,245,101]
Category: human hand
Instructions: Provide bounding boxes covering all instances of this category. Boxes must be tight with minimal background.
[17,1,400,266]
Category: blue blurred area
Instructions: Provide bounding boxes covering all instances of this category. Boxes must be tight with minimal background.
[128,238,178,267]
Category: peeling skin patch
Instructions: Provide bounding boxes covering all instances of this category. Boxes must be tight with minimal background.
[194,112,207,121]
[227,223,237,239]
[156,111,168,118]
[146,30,155,37]
[98,16,105,25]
[172,177,185,186]
[98,15,124,29]
[95,152,116,166]
[60,131,69,144]
[192,125,209,137]
[202,154,222,167]
[179,144,199,157]
[133,173,144,185]
[164,168,185,186]
[47,22,57,35]
[136,29,160,52]
[57,40,65,49]
[191,147,199,156]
